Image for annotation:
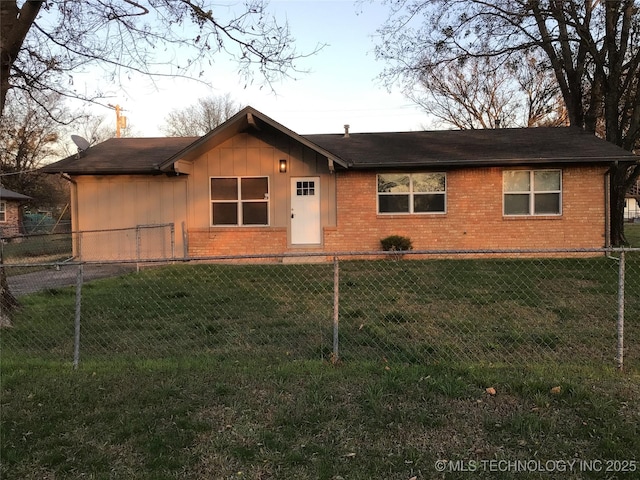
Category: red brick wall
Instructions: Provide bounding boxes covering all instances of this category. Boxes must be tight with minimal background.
[325,166,608,251]
[186,165,608,256]
[188,227,288,257]
[0,201,23,237]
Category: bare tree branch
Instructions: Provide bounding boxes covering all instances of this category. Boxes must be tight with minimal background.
[161,93,242,136]
[0,0,322,116]
[371,0,639,245]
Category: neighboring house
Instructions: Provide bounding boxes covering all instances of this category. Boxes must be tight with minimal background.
[625,179,640,222]
[42,106,639,260]
[0,187,31,238]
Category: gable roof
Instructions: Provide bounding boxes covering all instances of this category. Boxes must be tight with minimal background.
[41,106,638,176]
[159,106,348,171]
[0,187,31,201]
[42,107,348,176]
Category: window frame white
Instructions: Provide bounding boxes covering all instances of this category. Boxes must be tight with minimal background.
[503,169,562,216]
[0,201,6,222]
[377,172,447,215]
[209,176,270,227]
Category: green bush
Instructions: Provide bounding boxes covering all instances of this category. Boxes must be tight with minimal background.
[380,235,413,252]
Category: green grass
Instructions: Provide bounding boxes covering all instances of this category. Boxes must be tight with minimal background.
[2,361,638,479]
[626,223,640,247]
[2,257,639,478]
[2,233,72,263]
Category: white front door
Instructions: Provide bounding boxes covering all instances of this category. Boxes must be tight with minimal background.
[291,177,321,245]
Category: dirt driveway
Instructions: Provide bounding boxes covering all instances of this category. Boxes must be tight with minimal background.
[7,263,137,297]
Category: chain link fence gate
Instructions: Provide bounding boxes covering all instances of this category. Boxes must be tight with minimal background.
[1,248,638,371]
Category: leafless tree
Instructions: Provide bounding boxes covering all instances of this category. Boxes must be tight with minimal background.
[0,90,67,195]
[0,89,71,223]
[0,89,72,322]
[513,54,568,128]
[1,1,319,117]
[373,0,640,245]
[409,55,565,129]
[161,94,242,136]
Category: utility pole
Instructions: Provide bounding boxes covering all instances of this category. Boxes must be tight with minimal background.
[107,104,127,138]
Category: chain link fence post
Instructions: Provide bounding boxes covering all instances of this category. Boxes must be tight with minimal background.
[77,230,83,260]
[73,264,84,370]
[617,250,625,371]
[170,223,175,260]
[136,226,141,272]
[181,221,189,259]
[332,256,340,364]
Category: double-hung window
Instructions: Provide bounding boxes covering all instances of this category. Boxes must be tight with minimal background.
[377,173,446,214]
[210,177,269,226]
[0,201,6,222]
[503,170,561,216]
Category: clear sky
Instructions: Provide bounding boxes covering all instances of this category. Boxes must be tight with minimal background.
[97,0,432,137]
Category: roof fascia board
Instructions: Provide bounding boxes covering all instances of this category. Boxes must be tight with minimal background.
[348,157,637,170]
[56,169,166,176]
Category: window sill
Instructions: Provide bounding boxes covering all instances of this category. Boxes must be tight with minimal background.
[502,215,563,220]
[377,213,447,219]
[209,225,276,229]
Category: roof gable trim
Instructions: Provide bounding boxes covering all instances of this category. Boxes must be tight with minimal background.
[159,106,349,171]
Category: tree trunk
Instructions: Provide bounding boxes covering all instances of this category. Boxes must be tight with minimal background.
[609,163,638,246]
[0,254,19,327]
[0,1,44,115]
[610,189,627,247]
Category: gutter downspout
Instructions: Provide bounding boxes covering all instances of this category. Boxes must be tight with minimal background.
[60,173,80,259]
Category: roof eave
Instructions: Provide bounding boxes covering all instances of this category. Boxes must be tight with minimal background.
[42,168,165,176]
[347,156,635,170]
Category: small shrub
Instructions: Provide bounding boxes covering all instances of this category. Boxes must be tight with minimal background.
[380,235,413,252]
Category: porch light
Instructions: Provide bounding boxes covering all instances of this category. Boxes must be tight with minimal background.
[279,159,287,173]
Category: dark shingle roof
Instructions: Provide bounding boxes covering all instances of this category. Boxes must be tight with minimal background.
[41,137,198,175]
[0,187,31,201]
[304,127,637,168]
[41,106,638,176]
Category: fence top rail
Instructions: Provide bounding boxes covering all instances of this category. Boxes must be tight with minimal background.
[71,223,174,235]
[4,247,639,268]
[0,223,175,240]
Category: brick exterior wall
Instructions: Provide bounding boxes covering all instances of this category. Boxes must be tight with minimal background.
[325,166,608,252]
[0,201,23,237]
[188,227,288,257]
[186,165,608,256]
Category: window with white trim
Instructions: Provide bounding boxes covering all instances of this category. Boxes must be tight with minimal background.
[0,201,6,222]
[377,173,446,214]
[210,177,269,226]
[503,170,562,216]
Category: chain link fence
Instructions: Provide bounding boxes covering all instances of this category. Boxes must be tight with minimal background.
[0,223,175,266]
[2,245,638,371]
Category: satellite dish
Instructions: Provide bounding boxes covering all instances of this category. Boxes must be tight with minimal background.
[71,135,90,152]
